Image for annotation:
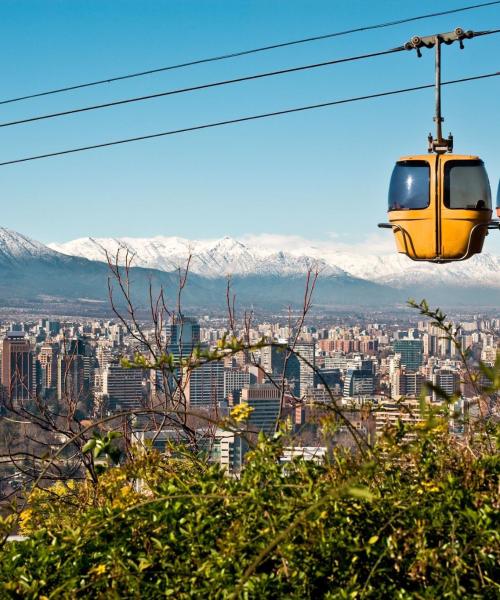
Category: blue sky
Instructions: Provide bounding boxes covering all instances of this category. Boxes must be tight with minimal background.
[0,0,499,252]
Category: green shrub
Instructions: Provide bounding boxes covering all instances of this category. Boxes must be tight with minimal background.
[0,421,498,599]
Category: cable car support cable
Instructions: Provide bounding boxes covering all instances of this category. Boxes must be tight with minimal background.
[0,46,407,129]
[0,70,497,167]
[1,28,498,131]
[0,0,499,106]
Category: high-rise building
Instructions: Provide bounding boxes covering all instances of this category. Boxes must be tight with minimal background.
[1,332,34,402]
[295,341,316,397]
[69,337,95,394]
[96,342,113,371]
[316,368,342,393]
[343,369,374,398]
[38,343,59,396]
[260,343,300,396]
[431,369,460,402]
[422,333,439,357]
[109,324,124,347]
[102,363,144,411]
[57,338,95,400]
[48,321,61,336]
[185,361,224,409]
[480,347,497,366]
[261,345,285,375]
[240,384,281,435]
[57,354,85,401]
[166,316,201,360]
[438,337,453,358]
[391,369,425,399]
[359,359,375,374]
[223,368,250,400]
[393,339,423,371]
[208,429,245,473]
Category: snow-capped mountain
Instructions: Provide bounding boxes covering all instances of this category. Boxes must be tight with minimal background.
[0,226,497,310]
[0,227,396,310]
[48,236,347,278]
[0,227,62,262]
[0,227,211,309]
[48,235,500,289]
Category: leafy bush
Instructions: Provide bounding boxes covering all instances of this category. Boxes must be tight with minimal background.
[0,420,498,599]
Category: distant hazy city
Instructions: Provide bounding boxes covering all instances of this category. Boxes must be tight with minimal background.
[1,304,497,492]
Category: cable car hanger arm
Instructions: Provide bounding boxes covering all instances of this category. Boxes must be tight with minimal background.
[403,26,499,154]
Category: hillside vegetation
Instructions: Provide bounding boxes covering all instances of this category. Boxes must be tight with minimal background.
[0,302,498,598]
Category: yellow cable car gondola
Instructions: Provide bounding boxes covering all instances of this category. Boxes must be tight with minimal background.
[379,28,499,262]
[386,153,492,261]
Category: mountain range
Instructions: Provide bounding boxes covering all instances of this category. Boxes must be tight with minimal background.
[0,227,498,314]
[49,234,500,290]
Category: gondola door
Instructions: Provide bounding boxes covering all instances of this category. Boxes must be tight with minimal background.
[438,155,492,260]
[388,154,438,260]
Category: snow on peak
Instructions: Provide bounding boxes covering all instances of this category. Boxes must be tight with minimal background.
[0,227,61,260]
[48,235,346,278]
[48,234,500,287]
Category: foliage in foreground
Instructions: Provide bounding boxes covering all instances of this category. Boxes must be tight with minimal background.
[0,418,498,599]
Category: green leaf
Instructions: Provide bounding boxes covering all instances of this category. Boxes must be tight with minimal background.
[82,439,96,454]
[347,487,374,502]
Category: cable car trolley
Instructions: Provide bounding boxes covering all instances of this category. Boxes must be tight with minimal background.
[379,27,500,262]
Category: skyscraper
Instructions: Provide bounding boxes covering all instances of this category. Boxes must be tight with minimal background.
[240,384,281,435]
[260,345,286,375]
[431,369,460,402]
[60,338,94,395]
[317,368,342,392]
[1,332,34,403]
[57,354,85,401]
[224,368,251,400]
[393,339,423,371]
[391,369,425,400]
[161,316,206,405]
[295,341,316,397]
[260,343,300,396]
[343,369,374,398]
[166,316,201,360]
[38,343,59,397]
[185,361,224,409]
[103,363,144,412]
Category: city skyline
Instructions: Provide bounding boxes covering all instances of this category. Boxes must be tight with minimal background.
[0,311,494,433]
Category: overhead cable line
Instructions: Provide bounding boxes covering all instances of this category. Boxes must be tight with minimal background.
[1,71,497,167]
[1,0,499,106]
[2,28,498,130]
[0,46,405,129]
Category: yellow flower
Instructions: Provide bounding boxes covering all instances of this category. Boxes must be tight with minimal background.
[92,564,107,576]
[19,508,33,533]
[120,485,132,496]
[421,481,440,492]
[230,402,254,423]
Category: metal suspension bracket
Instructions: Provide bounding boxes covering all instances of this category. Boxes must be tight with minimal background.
[404,27,475,154]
